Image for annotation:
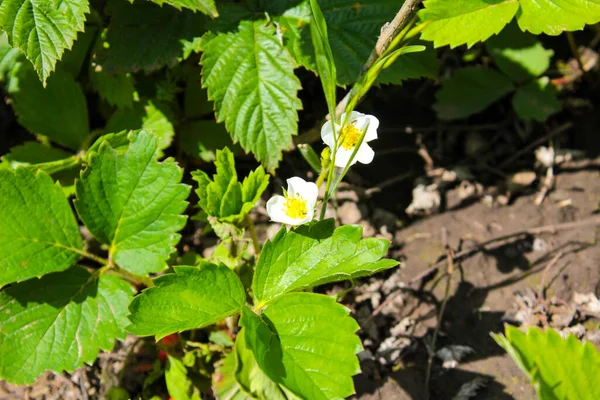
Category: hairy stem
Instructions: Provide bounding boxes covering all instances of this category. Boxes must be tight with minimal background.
[76,249,109,266]
[114,266,155,287]
[245,214,261,256]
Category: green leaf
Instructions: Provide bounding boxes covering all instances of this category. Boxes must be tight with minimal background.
[492,326,600,400]
[184,74,214,119]
[74,130,190,275]
[165,355,202,400]
[0,168,83,287]
[200,20,302,171]
[214,352,250,400]
[434,67,515,120]
[98,0,206,74]
[85,131,130,158]
[192,147,269,223]
[127,263,246,339]
[7,63,88,150]
[151,0,218,17]
[90,69,136,109]
[485,22,553,83]
[241,293,362,400]
[419,0,519,48]
[0,267,134,384]
[0,31,24,83]
[516,0,600,35]
[309,0,337,115]
[2,142,73,165]
[253,219,397,306]
[512,77,561,122]
[178,120,237,162]
[60,27,98,78]
[105,100,175,155]
[235,330,288,400]
[0,0,89,82]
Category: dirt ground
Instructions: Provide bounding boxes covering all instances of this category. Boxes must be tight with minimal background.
[1,161,598,399]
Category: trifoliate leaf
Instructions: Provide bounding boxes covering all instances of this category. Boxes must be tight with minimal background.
[512,77,561,122]
[0,0,89,82]
[127,263,246,339]
[485,22,553,83]
[419,0,519,48]
[241,293,362,400]
[516,0,600,35]
[90,69,136,109]
[192,147,269,224]
[165,355,202,400]
[7,63,89,150]
[492,326,600,400]
[0,168,82,287]
[200,20,302,171]
[151,0,218,17]
[105,100,175,154]
[253,219,397,306]
[235,330,288,400]
[434,67,515,120]
[280,0,439,85]
[74,130,190,275]
[99,0,206,73]
[0,267,134,384]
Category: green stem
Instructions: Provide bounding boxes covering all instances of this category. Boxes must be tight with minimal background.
[77,249,109,266]
[566,31,586,76]
[315,166,329,188]
[245,214,261,256]
[114,266,155,287]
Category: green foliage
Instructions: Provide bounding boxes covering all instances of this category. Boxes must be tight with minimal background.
[485,22,553,83]
[0,0,89,82]
[1,141,73,166]
[99,0,206,74]
[241,293,362,400]
[90,69,136,109]
[165,355,202,400]
[493,326,600,399]
[0,168,83,287]
[512,77,560,121]
[253,219,397,306]
[434,67,515,120]
[151,0,218,17]
[7,63,88,150]
[75,131,190,275]
[420,0,600,49]
[192,147,269,224]
[420,0,519,49]
[309,0,337,114]
[178,120,236,162]
[105,100,175,154]
[214,352,250,400]
[200,20,302,171]
[0,267,134,384]
[127,264,246,339]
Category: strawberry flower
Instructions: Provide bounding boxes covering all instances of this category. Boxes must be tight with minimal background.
[266,177,318,226]
[321,111,379,168]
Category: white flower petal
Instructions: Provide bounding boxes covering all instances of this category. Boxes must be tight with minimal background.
[287,177,309,196]
[364,115,379,142]
[356,143,375,164]
[333,147,358,168]
[321,120,336,148]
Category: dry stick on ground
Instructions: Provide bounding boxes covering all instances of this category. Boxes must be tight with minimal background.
[333,0,424,118]
[539,251,565,298]
[408,215,600,285]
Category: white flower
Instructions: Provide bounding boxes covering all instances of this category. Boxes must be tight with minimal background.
[266,177,318,226]
[321,111,379,168]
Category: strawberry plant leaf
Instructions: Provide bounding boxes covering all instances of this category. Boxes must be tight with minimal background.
[90,69,136,109]
[516,0,600,35]
[492,326,600,400]
[0,0,89,82]
[200,20,302,171]
[192,146,269,224]
[512,77,560,122]
[485,22,553,83]
[151,0,218,17]
[7,63,89,150]
[434,67,515,120]
[419,0,519,49]
[127,263,246,339]
[105,100,175,155]
[99,0,206,74]
[253,219,397,306]
[241,293,362,400]
[165,355,202,400]
[0,267,134,384]
[74,130,190,275]
[214,351,250,400]
[0,168,83,287]
[1,142,73,166]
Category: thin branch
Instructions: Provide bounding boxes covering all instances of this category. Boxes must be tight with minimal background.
[333,0,424,117]
[408,215,600,285]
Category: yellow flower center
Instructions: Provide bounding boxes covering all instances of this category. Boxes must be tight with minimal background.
[284,194,308,219]
[339,122,362,150]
